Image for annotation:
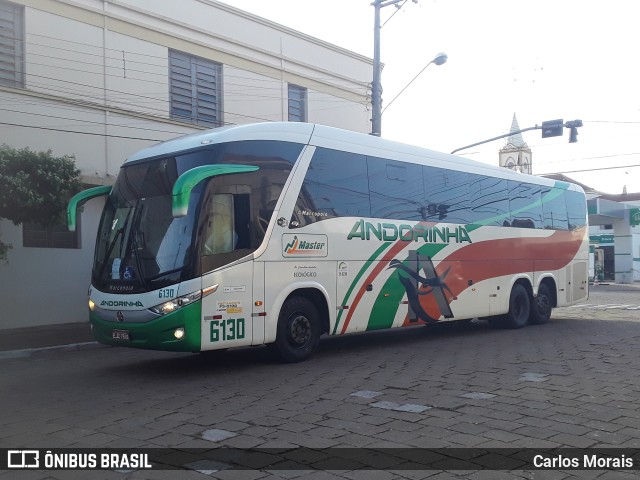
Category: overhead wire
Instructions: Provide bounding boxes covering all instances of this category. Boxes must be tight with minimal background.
[0,121,171,142]
[11,54,368,123]
[18,31,371,91]
[0,28,373,126]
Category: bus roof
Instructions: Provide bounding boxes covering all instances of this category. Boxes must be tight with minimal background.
[125,122,315,163]
[124,122,582,193]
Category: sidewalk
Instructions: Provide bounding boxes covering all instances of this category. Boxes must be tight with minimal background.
[0,322,95,352]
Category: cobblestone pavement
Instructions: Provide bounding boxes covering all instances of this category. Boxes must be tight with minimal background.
[1,284,640,479]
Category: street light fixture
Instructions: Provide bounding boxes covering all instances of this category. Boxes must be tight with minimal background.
[370,0,445,136]
[381,52,448,115]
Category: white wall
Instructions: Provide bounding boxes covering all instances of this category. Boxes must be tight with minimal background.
[0,200,102,329]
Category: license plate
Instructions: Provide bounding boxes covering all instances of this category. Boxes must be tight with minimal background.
[112,329,130,341]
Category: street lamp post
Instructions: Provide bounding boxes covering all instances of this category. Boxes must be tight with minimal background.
[370,0,446,136]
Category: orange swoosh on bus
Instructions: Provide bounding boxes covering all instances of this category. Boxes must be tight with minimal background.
[405,227,588,325]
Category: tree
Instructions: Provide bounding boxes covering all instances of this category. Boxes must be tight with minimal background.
[0,145,82,259]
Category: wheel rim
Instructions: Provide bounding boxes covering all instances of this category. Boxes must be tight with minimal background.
[288,313,311,346]
[537,294,551,316]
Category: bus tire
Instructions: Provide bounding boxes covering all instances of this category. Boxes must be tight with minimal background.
[274,296,320,363]
[503,284,530,329]
[529,283,553,325]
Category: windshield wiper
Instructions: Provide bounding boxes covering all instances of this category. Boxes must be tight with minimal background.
[98,227,124,280]
[129,202,147,288]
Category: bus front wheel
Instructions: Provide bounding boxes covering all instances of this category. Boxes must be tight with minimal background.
[274,296,320,363]
[503,284,531,329]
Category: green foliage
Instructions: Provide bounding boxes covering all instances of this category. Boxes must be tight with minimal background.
[0,144,82,226]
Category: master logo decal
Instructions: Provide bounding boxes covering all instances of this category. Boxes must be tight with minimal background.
[282,234,328,257]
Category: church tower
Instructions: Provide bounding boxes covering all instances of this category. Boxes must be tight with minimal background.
[499,113,532,174]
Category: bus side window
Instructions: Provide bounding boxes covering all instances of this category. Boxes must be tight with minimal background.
[508,180,543,229]
[541,187,569,230]
[291,148,370,228]
[423,167,471,224]
[470,176,510,226]
[368,157,423,221]
[566,190,587,230]
[202,194,235,255]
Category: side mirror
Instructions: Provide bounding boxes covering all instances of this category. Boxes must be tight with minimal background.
[67,185,112,231]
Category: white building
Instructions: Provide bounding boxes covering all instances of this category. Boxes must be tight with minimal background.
[0,0,373,329]
[586,192,640,284]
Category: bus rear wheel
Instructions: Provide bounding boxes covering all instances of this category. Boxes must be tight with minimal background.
[529,283,553,325]
[503,284,531,329]
[274,296,320,363]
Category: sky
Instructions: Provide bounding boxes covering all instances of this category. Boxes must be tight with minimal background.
[218,0,639,195]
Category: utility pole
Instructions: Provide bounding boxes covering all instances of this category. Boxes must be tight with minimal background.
[371,0,405,137]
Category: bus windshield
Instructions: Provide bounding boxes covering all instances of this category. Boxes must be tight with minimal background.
[94,156,198,292]
[93,140,304,293]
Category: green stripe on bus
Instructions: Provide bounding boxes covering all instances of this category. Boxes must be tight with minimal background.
[332,242,391,335]
[367,243,448,330]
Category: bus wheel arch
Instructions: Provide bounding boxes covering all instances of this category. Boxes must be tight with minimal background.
[272,287,329,363]
[530,277,556,325]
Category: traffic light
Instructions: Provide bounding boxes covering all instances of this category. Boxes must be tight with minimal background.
[565,119,583,143]
[541,119,564,138]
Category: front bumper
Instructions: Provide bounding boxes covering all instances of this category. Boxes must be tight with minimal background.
[90,301,202,352]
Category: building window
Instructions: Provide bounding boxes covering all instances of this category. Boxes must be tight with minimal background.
[23,221,79,249]
[288,84,307,122]
[169,49,223,127]
[0,0,25,88]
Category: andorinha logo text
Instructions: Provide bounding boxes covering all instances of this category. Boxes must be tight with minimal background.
[347,220,472,244]
[100,300,144,308]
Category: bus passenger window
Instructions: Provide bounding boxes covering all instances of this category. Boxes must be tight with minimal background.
[291,148,370,227]
[202,194,235,255]
[508,181,542,229]
[541,187,568,230]
[566,190,587,230]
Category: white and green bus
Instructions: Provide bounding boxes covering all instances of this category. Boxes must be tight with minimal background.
[68,122,588,362]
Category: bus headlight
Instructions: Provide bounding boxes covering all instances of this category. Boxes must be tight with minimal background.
[150,291,202,315]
